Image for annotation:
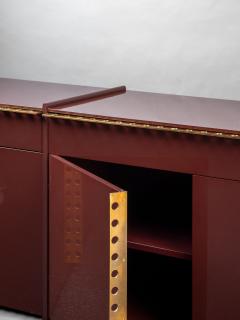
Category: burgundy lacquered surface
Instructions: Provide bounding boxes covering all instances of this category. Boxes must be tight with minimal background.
[48,120,240,180]
[128,225,191,260]
[58,90,240,134]
[0,147,42,316]
[49,155,122,320]
[0,78,99,109]
[193,176,240,320]
[2,78,240,135]
[46,86,126,110]
[0,113,42,151]
[2,78,240,320]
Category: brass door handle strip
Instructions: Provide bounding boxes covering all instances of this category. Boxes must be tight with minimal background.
[43,113,240,140]
[109,192,127,320]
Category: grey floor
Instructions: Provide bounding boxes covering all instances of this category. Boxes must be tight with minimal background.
[0,310,39,320]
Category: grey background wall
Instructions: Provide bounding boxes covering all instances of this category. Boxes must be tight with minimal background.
[0,0,240,100]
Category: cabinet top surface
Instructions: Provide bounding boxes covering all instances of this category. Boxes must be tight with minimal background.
[61,90,240,133]
[0,78,100,109]
[1,78,240,133]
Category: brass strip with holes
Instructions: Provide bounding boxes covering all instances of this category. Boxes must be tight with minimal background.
[0,105,41,115]
[110,192,127,320]
[43,113,240,140]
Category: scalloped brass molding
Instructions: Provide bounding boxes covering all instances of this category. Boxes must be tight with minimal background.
[43,113,240,140]
[2,103,239,140]
[0,105,41,115]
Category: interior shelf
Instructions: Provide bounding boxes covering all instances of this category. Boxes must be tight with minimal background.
[67,157,192,261]
[128,223,192,260]
[66,157,193,319]
[127,249,192,320]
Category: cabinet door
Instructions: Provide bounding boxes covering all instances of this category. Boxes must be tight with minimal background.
[49,155,127,320]
[0,147,42,315]
[193,176,240,320]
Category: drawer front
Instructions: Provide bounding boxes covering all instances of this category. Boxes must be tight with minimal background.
[0,111,42,152]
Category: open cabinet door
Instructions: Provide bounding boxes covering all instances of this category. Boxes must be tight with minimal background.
[49,155,127,320]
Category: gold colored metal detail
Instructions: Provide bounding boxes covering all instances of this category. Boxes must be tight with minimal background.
[64,165,82,264]
[110,191,127,320]
[43,113,240,140]
[0,105,41,115]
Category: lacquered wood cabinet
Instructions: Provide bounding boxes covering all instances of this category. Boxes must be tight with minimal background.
[1,78,240,320]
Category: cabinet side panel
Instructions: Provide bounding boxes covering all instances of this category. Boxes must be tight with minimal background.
[0,148,42,315]
[193,176,240,320]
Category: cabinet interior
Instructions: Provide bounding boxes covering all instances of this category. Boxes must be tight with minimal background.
[66,157,192,319]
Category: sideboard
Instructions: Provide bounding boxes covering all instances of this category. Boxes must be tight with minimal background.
[1,78,240,320]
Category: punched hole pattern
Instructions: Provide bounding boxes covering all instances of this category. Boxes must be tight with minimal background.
[112,202,119,210]
[111,200,122,315]
[111,287,119,295]
[111,253,119,261]
[111,270,118,278]
[112,219,119,227]
[111,304,119,312]
[112,236,119,244]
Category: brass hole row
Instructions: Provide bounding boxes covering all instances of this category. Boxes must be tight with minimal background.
[111,200,120,313]
[109,191,127,320]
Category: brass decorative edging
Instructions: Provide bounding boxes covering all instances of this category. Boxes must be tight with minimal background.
[110,191,127,320]
[43,113,240,140]
[0,105,41,115]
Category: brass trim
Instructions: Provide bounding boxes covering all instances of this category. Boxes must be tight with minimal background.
[43,113,240,140]
[0,105,41,115]
[110,191,127,320]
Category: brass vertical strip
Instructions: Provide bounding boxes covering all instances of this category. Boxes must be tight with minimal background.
[110,191,127,320]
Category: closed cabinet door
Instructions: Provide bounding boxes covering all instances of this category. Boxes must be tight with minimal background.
[0,147,42,316]
[49,155,127,320]
[193,175,240,320]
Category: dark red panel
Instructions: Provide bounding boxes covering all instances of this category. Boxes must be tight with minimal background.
[49,155,122,320]
[192,176,240,320]
[0,147,42,315]
[48,119,240,181]
[0,112,42,151]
